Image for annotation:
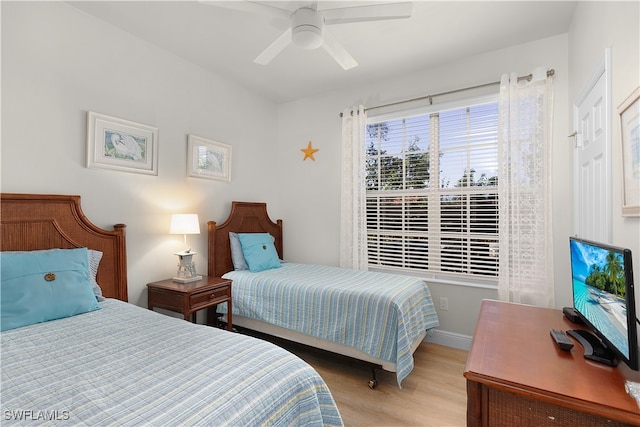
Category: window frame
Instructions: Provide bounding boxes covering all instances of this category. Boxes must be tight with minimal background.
[365,94,500,288]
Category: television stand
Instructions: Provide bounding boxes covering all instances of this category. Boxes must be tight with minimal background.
[464,300,640,426]
[567,328,618,367]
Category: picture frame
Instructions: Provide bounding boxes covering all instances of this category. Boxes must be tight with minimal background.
[87,111,159,175]
[187,135,232,182]
[618,87,640,216]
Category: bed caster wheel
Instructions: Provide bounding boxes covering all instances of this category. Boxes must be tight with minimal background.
[368,367,378,389]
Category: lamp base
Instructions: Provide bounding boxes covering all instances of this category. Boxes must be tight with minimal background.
[172,275,203,283]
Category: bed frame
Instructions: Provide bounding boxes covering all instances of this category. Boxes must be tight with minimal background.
[208,201,426,387]
[1,193,128,301]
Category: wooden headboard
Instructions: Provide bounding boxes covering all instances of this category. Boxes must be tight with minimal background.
[208,201,283,278]
[1,193,128,301]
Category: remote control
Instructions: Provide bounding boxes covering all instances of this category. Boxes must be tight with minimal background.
[550,329,574,351]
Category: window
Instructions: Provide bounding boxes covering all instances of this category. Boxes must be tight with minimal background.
[365,96,499,283]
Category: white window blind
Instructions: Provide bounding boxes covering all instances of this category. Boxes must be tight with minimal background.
[366,98,500,282]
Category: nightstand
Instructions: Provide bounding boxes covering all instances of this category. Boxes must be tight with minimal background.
[147,276,232,331]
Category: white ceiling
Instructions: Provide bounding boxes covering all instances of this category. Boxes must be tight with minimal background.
[68,1,577,103]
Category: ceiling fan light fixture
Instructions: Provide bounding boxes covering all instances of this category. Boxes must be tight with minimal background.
[292,25,323,50]
[291,7,324,50]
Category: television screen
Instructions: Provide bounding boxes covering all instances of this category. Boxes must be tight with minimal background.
[569,237,638,370]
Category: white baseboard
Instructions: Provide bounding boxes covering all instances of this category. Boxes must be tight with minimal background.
[424,329,472,351]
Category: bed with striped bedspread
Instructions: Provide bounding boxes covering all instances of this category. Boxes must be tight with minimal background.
[222,262,439,386]
[0,298,342,426]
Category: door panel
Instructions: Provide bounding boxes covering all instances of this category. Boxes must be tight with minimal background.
[573,53,611,243]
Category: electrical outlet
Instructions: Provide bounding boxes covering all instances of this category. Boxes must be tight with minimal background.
[440,297,449,311]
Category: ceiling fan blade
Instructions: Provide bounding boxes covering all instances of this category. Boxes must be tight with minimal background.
[199,1,291,20]
[321,29,358,70]
[254,28,292,65]
[323,2,413,25]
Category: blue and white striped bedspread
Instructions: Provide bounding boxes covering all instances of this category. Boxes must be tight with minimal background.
[0,299,342,427]
[222,263,439,386]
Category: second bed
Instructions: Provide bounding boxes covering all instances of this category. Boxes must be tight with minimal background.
[208,202,439,387]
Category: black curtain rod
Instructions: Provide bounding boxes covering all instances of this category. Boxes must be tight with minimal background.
[340,69,555,117]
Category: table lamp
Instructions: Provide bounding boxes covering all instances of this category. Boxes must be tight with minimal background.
[169,213,202,283]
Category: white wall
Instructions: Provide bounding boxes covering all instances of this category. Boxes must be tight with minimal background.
[276,34,571,338]
[1,1,281,306]
[568,1,640,330]
[2,1,638,344]
[275,2,639,342]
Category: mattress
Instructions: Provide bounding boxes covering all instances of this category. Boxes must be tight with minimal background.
[0,299,343,426]
[222,262,439,386]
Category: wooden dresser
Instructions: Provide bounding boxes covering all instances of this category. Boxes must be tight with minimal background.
[464,299,640,426]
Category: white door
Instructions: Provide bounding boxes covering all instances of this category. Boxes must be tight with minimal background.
[573,50,611,243]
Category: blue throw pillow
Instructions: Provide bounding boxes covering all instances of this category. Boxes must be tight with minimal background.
[238,233,281,272]
[1,248,101,331]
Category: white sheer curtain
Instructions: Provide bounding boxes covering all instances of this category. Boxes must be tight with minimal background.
[498,68,555,307]
[340,105,368,270]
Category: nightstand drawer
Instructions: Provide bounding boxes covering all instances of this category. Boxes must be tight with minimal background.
[149,290,185,311]
[190,286,230,309]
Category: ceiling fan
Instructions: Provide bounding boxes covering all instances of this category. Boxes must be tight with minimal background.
[202,1,413,70]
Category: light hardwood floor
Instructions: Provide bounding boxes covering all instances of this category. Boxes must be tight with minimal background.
[255,333,469,426]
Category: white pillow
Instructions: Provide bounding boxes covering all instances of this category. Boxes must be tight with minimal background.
[88,249,105,301]
[229,232,249,270]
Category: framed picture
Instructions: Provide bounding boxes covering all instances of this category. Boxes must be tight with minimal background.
[187,135,232,182]
[618,87,640,216]
[86,111,158,175]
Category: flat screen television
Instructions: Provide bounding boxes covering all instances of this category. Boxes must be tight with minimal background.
[569,237,638,370]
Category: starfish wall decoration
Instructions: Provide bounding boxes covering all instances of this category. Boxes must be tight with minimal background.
[301,141,319,161]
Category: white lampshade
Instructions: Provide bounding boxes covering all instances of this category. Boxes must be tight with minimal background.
[169,214,200,235]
